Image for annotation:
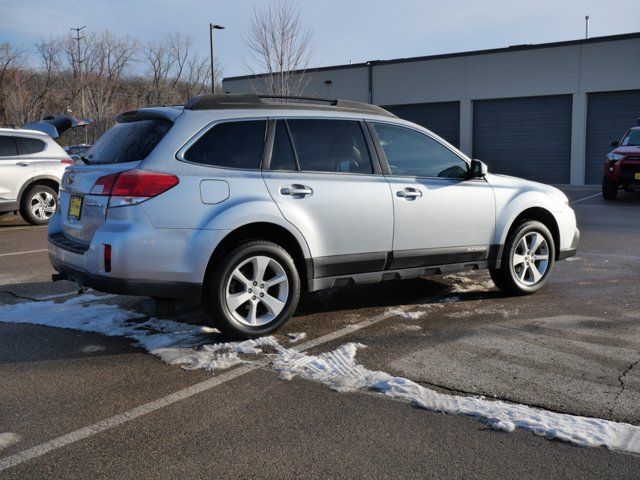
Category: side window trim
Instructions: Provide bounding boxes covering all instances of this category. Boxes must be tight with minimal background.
[176,117,268,171]
[283,120,301,171]
[367,120,470,180]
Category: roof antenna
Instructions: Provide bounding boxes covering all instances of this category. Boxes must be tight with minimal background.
[585,15,590,39]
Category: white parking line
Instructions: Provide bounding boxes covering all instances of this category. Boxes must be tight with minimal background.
[0,302,429,472]
[0,226,47,232]
[0,249,47,258]
[570,192,601,205]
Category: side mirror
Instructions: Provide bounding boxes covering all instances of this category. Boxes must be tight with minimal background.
[610,140,620,147]
[469,159,488,178]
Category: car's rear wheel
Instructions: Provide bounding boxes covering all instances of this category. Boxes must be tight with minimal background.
[490,220,555,295]
[602,176,618,200]
[203,240,301,339]
[20,184,58,225]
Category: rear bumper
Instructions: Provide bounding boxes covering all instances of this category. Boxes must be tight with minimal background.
[50,255,202,300]
[557,228,580,261]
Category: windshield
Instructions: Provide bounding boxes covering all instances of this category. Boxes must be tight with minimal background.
[85,118,172,164]
[621,130,640,147]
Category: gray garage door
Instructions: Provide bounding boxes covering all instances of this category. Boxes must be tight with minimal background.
[384,101,460,147]
[473,95,572,184]
[585,90,640,184]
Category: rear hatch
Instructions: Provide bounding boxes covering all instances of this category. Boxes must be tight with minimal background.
[58,113,173,245]
[23,115,91,139]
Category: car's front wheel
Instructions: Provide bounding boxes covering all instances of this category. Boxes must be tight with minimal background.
[20,184,58,225]
[490,220,555,295]
[203,240,301,339]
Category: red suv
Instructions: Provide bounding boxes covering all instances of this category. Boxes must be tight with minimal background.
[602,122,640,200]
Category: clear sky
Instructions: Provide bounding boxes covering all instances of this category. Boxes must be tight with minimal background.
[1,0,638,78]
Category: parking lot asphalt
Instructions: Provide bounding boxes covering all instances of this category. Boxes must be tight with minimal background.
[1,186,640,479]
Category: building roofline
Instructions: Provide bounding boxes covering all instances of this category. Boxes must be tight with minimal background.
[223,31,640,82]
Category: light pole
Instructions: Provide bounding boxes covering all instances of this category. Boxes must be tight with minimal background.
[209,23,225,93]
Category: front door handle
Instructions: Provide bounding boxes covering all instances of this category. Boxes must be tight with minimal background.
[280,184,313,197]
[396,187,422,199]
[16,162,30,167]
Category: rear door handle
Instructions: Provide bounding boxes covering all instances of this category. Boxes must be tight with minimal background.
[16,162,30,167]
[280,184,313,197]
[396,187,422,199]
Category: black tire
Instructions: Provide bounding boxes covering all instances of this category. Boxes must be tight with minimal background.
[203,240,301,339]
[489,220,556,296]
[20,184,58,225]
[602,176,618,200]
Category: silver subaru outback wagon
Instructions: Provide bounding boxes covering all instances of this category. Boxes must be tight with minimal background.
[48,94,579,338]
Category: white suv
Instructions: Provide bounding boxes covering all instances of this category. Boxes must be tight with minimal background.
[48,95,579,338]
[0,126,74,225]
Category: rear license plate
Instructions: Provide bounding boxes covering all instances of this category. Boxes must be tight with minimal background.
[68,195,83,220]
[635,173,640,180]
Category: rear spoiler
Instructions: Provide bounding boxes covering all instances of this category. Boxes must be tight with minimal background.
[22,115,91,139]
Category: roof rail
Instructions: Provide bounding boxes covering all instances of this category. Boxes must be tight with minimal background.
[183,94,396,118]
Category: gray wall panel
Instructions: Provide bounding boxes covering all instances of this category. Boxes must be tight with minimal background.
[384,101,460,147]
[473,95,572,184]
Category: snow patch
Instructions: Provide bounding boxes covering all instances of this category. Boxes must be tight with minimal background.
[286,332,307,343]
[82,345,105,353]
[271,342,640,454]
[3,297,640,454]
[388,309,425,320]
[0,433,20,450]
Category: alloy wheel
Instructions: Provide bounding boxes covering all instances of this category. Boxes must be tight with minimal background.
[224,255,289,327]
[30,191,56,221]
[512,231,549,286]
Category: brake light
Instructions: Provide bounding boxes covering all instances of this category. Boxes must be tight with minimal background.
[91,173,119,195]
[90,169,179,207]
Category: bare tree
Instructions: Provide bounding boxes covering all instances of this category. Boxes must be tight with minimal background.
[244,0,315,97]
[0,42,26,125]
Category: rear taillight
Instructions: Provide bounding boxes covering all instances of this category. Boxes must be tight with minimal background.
[91,173,119,195]
[90,169,179,207]
[61,159,74,166]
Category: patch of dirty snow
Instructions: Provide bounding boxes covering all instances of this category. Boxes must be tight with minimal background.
[565,257,580,262]
[444,274,495,294]
[82,345,105,353]
[388,308,425,320]
[0,433,20,451]
[4,296,640,454]
[286,332,307,343]
[270,342,640,454]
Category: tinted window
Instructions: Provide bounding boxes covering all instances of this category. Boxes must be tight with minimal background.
[373,123,468,178]
[0,136,17,157]
[270,120,297,171]
[287,119,373,174]
[86,119,172,164]
[622,130,640,147]
[15,137,45,155]
[185,120,266,169]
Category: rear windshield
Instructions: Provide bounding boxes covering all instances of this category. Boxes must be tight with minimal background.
[85,118,172,164]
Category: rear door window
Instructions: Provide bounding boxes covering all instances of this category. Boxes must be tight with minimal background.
[0,136,18,157]
[86,118,172,164]
[270,120,298,171]
[184,120,266,169]
[15,137,45,155]
[286,119,373,174]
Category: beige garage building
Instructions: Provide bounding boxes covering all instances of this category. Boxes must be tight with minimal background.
[223,32,640,185]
